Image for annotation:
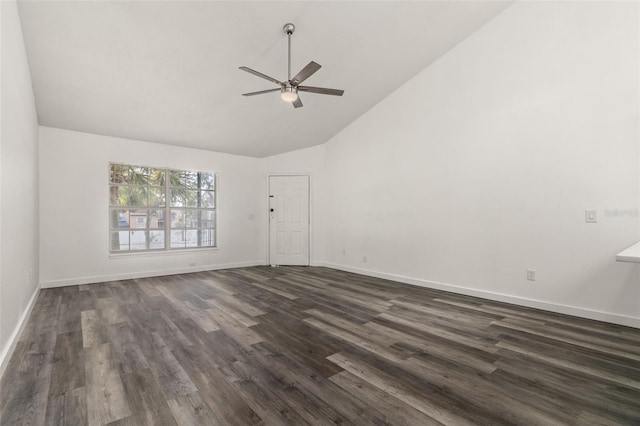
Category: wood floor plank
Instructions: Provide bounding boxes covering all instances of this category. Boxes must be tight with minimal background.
[166,392,221,426]
[496,340,640,390]
[247,280,299,300]
[44,393,65,425]
[364,320,499,374]
[375,311,500,354]
[107,322,151,376]
[149,311,195,350]
[175,300,221,333]
[206,298,259,327]
[327,351,474,425]
[49,331,86,395]
[195,276,238,296]
[252,341,385,425]
[303,316,408,363]
[401,354,567,425]
[492,318,640,361]
[0,392,49,426]
[490,325,640,381]
[44,386,87,426]
[19,291,61,342]
[94,298,129,325]
[491,350,640,422]
[300,294,382,324]
[109,281,147,306]
[132,279,164,298]
[221,359,310,425]
[170,343,263,426]
[81,310,109,349]
[207,291,267,317]
[0,332,56,426]
[56,300,83,334]
[329,371,441,426]
[84,343,130,425]
[120,369,177,426]
[2,266,640,425]
[205,308,264,346]
[143,332,198,400]
[252,317,344,378]
[232,342,353,426]
[391,297,494,328]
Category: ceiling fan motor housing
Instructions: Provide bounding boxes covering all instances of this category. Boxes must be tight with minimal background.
[283,23,295,35]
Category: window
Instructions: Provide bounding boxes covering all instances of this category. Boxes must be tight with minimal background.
[109,164,216,252]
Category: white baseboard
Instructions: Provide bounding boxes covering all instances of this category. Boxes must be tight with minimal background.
[319,262,640,329]
[0,284,40,380]
[40,260,264,288]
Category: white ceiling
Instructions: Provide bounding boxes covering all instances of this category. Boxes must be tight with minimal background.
[17,1,512,157]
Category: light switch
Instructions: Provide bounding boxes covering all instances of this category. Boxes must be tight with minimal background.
[526,269,536,281]
[585,209,598,223]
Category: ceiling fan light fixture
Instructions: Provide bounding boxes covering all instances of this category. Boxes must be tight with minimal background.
[280,86,298,102]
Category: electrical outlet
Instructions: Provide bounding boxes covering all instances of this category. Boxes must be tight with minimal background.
[342,249,346,255]
[189,262,196,267]
[363,256,368,263]
[527,269,536,281]
[585,209,598,223]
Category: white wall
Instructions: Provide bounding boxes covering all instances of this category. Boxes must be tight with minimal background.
[0,0,40,372]
[263,144,326,264]
[39,126,263,287]
[321,1,640,327]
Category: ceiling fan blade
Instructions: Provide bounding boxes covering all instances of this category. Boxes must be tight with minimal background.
[297,86,344,96]
[242,88,282,97]
[292,97,303,108]
[239,66,283,86]
[291,61,321,85]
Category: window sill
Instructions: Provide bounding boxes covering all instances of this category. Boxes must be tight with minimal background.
[109,247,219,259]
[616,241,640,263]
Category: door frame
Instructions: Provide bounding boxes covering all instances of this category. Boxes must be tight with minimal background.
[266,173,312,266]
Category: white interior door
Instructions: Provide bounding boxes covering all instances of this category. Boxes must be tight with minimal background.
[269,175,310,266]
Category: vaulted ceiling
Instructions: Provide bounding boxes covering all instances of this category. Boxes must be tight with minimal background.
[18,1,512,157]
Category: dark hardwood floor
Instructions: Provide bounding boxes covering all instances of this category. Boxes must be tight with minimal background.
[1,266,639,425]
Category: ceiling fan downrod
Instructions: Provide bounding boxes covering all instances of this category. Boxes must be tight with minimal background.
[283,23,295,82]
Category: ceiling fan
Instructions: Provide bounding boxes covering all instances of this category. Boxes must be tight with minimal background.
[239,23,344,109]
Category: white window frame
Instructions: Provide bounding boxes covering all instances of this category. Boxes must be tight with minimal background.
[109,163,217,253]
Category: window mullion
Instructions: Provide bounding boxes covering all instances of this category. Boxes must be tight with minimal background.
[165,169,170,251]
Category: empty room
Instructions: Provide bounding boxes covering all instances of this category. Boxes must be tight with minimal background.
[1,0,640,424]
